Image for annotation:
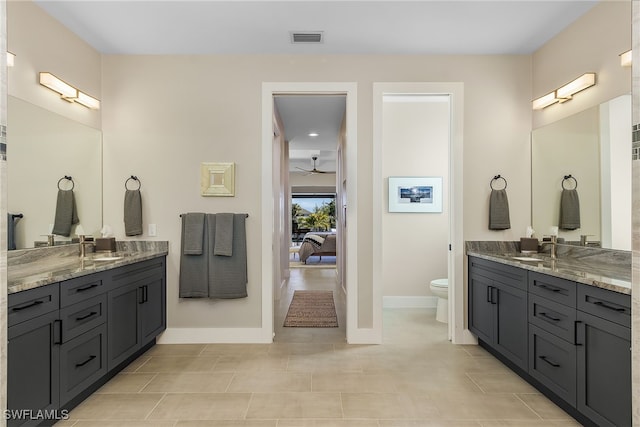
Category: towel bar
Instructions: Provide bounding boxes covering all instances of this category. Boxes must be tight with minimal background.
[179,213,249,218]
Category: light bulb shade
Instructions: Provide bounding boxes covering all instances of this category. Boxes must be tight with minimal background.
[39,72,78,100]
[7,52,14,67]
[555,73,596,100]
[620,50,632,67]
[532,92,558,110]
[76,91,101,110]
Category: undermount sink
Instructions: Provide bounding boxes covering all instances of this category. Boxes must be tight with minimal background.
[511,256,543,262]
[92,256,123,261]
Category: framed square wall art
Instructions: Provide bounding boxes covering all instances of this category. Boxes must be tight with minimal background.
[388,176,443,213]
[201,162,235,196]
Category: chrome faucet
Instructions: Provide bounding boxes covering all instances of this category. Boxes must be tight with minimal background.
[540,235,558,259]
[79,235,95,258]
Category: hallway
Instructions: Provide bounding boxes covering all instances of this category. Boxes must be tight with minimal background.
[275,262,345,343]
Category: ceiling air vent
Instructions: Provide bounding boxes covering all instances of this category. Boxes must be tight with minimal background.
[290,31,324,44]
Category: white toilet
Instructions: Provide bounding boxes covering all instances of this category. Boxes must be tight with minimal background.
[430,278,449,323]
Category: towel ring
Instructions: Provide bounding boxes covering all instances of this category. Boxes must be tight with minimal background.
[490,175,507,190]
[562,174,578,190]
[125,175,141,191]
[57,175,74,191]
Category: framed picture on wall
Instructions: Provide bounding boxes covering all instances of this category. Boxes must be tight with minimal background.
[388,176,443,213]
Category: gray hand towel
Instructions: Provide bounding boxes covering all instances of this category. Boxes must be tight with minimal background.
[8,213,19,250]
[208,213,248,299]
[214,213,234,256]
[124,189,143,236]
[52,189,79,237]
[559,189,581,230]
[179,213,209,298]
[182,213,205,255]
[489,189,511,230]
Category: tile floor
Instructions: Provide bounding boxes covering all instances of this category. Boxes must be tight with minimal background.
[60,266,581,426]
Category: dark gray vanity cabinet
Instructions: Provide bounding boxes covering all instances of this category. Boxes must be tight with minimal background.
[469,258,632,427]
[468,257,528,370]
[7,284,61,427]
[107,257,166,370]
[576,285,631,427]
[8,255,167,427]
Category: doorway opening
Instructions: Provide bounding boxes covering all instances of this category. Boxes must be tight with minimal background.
[261,83,357,343]
[373,83,470,344]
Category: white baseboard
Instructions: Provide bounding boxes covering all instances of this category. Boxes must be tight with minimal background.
[383,296,438,308]
[157,327,272,344]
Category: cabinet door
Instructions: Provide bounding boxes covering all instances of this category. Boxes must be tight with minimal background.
[576,311,631,427]
[493,282,528,370]
[8,311,60,427]
[468,272,494,344]
[139,273,166,345]
[107,282,141,370]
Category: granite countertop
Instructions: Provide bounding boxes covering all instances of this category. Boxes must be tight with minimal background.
[8,241,168,294]
[467,250,631,295]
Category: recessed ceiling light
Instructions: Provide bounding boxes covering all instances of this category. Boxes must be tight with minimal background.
[308,132,319,137]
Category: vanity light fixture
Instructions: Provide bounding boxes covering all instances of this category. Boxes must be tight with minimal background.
[531,92,558,110]
[620,50,632,67]
[39,72,101,109]
[7,52,14,67]
[532,72,596,110]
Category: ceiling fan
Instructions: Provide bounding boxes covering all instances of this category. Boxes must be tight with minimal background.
[295,156,335,175]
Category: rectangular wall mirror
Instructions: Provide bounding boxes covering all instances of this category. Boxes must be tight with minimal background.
[531,93,631,250]
[7,96,103,249]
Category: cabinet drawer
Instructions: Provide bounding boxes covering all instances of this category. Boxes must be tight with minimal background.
[60,323,107,406]
[107,257,165,291]
[468,257,527,291]
[577,285,630,328]
[8,283,60,327]
[529,324,576,406]
[60,272,107,307]
[529,294,576,343]
[60,294,107,343]
[528,272,576,307]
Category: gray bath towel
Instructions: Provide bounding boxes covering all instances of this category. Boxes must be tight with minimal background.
[208,213,248,299]
[214,213,234,256]
[182,212,205,255]
[179,213,209,298]
[52,189,79,237]
[489,189,511,230]
[124,189,143,236]
[559,189,581,230]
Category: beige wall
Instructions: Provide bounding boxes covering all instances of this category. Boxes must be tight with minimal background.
[7,1,101,129]
[381,97,449,298]
[100,54,532,331]
[532,1,631,130]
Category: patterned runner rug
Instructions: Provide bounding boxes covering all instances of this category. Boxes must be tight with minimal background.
[283,290,339,327]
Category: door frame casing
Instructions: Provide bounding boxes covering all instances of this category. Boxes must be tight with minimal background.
[261,82,358,343]
[372,82,475,344]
